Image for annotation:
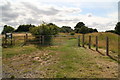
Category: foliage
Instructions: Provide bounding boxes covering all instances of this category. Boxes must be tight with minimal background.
[70,32,75,35]
[30,23,59,35]
[15,24,35,32]
[60,26,73,33]
[74,22,85,33]
[2,25,15,34]
[115,22,120,35]
[30,23,59,45]
[105,30,116,33]
[74,22,98,34]
[74,22,85,29]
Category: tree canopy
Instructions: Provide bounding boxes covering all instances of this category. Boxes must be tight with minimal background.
[30,23,59,45]
[74,22,98,34]
[115,22,120,35]
[2,25,15,34]
[30,23,59,36]
[60,26,73,33]
[15,24,35,32]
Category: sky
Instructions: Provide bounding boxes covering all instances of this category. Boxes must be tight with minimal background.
[0,0,119,33]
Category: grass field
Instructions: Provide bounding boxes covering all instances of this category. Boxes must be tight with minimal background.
[2,32,119,78]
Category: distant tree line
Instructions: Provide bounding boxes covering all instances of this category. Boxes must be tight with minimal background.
[1,22,120,35]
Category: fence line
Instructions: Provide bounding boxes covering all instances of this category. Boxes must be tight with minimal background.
[77,34,109,55]
[2,33,110,55]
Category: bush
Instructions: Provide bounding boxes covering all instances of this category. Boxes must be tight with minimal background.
[70,32,75,35]
[30,23,59,45]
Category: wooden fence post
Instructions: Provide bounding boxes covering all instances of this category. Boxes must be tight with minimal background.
[82,34,85,47]
[78,35,80,47]
[42,36,44,45]
[10,33,13,45]
[89,35,91,49]
[106,37,109,56]
[96,36,98,51]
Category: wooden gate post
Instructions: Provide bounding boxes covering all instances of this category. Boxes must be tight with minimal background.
[78,35,80,47]
[96,36,98,51]
[89,35,91,49]
[106,37,109,56]
[82,34,85,47]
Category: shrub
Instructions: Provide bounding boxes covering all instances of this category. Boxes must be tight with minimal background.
[70,32,75,35]
[30,23,59,45]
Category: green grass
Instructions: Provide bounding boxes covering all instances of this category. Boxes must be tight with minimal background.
[40,39,118,78]
[2,45,39,58]
[2,33,118,78]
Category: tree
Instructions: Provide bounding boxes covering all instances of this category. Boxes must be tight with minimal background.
[74,22,85,33]
[78,26,89,34]
[93,29,98,32]
[115,22,120,35]
[60,26,73,33]
[2,25,15,34]
[15,24,35,32]
[74,22,98,34]
[74,22,85,29]
[30,23,59,45]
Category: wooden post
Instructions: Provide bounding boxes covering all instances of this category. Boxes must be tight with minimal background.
[106,37,109,56]
[89,35,91,49]
[42,36,44,45]
[96,36,98,51]
[10,33,13,45]
[82,34,84,47]
[78,35,80,47]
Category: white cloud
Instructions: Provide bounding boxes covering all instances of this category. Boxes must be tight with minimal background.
[0,0,118,33]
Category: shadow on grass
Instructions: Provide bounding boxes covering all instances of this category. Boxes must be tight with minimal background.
[90,48,105,56]
[107,54,119,63]
[97,50,105,56]
[90,48,119,63]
